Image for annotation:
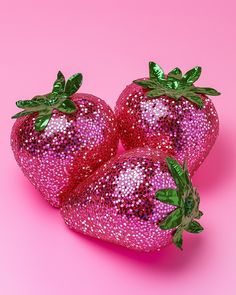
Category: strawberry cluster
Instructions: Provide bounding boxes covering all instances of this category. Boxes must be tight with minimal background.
[11,62,220,251]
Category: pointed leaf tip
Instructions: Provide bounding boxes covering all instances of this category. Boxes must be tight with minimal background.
[186,221,204,233]
[11,110,35,119]
[167,67,182,80]
[196,210,203,219]
[52,71,66,94]
[166,157,187,188]
[16,100,41,109]
[65,73,83,96]
[183,66,202,85]
[194,87,221,96]
[173,230,183,250]
[149,61,165,82]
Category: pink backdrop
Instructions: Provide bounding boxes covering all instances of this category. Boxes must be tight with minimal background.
[1,0,236,294]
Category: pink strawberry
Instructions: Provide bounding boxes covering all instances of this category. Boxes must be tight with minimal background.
[115,62,220,174]
[11,71,119,207]
[61,148,203,251]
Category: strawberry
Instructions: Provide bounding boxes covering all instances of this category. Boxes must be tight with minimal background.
[11,71,119,207]
[61,148,203,251]
[115,62,220,174]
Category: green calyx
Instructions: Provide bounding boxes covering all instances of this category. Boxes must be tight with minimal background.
[155,157,204,250]
[11,71,83,131]
[133,61,220,108]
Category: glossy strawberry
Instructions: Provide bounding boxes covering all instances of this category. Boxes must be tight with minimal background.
[61,148,203,251]
[11,72,119,207]
[115,62,220,174]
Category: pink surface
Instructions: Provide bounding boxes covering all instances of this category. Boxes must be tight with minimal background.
[1,0,235,294]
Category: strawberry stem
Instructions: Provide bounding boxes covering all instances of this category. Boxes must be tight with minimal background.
[134,61,220,108]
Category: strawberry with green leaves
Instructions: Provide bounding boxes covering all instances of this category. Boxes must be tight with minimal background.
[61,148,203,251]
[115,62,220,174]
[156,157,203,249]
[11,71,119,207]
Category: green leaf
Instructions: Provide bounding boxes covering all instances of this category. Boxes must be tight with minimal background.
[11,110,35,119]
[184,93,204,108]
[186,220,204,233]
[155,189,181,206]
[183,66,202,85]
[159,208,183,230]
[167,67,182,80]
[166,79,180,90]
[65,73,83,96]
[52,71,65,94]
[196,210,203,219]
[149,61,165,82]
[167,93,181,100]
[173,229,183,250]
[133,79,157,89]
[57,99,77,113]
[166,157,187,188]
[16,100,41,109]
[146,89,165,98]
[194,87,221,96]
[183,159,191,185]
[32,95,48,104]
[35,111,52,131]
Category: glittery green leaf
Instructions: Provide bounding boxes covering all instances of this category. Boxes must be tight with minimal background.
[16,100,41,109]
[155,189,181,206]
[57,99,77,113]
[52,71,65,94]
[11,110,35,119]
[166,79,180,90]
[133,79,157,89]
[186,221,204,233]
[183,66,202,85]
[194,87,221,96]
[173,229,183,250]
[183,160,191,185]
[65,73,83,96]
[196,210,203,219]
[146,89,166,98]
[35,112,52,131]
[159,208,183,230]
[166,157,187,189]
[149,61,165,82]
[183,93,204,108]
[167,67,182,80]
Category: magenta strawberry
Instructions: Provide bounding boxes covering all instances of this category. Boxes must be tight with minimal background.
[115,62,220,174]
[11,71,119,207]
[61,148,203,251]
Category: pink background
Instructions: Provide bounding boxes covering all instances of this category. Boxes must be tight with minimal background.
[1,0,236,294]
